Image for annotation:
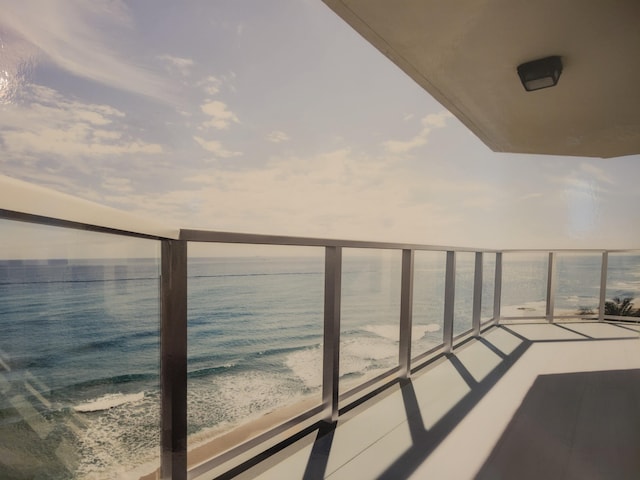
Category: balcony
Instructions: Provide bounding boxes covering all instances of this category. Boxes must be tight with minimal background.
[2,1,640,478]
[2,178,640,480]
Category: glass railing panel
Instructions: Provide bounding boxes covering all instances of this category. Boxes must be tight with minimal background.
[605,252,640,318]
[453,252,475,336]
[0,219,160,480]
[555,253,601,316]
[481,253,496,322]
[501,252,548,317]
[186,244,324,460]
[339,248,401,395]
[411,251,446,358]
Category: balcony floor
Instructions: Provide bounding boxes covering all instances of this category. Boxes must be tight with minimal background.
[231,321,640,480]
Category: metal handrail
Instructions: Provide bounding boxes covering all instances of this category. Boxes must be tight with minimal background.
[180,228,499,252]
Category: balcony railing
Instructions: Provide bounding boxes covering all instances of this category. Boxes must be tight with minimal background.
[1,179,639,480]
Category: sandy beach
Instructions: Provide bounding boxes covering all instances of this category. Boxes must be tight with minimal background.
[140,395,321,480]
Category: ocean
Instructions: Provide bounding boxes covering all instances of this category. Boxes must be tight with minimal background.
[1,251,639,479]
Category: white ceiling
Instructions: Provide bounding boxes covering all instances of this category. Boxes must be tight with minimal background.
[323,0,640,158]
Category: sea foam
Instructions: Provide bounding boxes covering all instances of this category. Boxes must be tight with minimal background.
[74,392,144,413]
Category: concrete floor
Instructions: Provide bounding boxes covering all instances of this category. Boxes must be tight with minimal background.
[229,322,640,480]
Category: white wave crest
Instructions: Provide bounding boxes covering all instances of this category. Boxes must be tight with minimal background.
[285,346,322,389]
[74,392,145,413]
[422,323,441,334]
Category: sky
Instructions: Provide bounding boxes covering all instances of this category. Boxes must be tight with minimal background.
[1,0,640,255]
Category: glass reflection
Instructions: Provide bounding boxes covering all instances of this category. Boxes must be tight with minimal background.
[339,249,400,396]
[501,253,548,318]
[555,253,601,316]
[186,244,324,459]
[606,253,640,317]
[412,251,446,358]
[453,252,474,336]
[0,220,160,480]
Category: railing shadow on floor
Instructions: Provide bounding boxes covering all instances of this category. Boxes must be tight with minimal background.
[375,330,532,480]
[302,422,336,480]
[219,322,639,480]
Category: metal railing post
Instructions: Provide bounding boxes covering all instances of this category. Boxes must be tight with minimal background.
[443,251,456,352]
[399,249,414,379]
[472,252,483,336]
[322,246,342,423]
[546,252,556,322]
[599,251,608,322]
[493,252,503,324]
[160,240,188,480]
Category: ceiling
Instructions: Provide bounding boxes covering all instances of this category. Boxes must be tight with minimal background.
[323,0,640,158]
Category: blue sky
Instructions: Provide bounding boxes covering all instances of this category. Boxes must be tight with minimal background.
[1,0,639,250]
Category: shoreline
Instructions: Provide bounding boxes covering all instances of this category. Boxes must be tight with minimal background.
[188,394,320,468]
[139,394,320,480]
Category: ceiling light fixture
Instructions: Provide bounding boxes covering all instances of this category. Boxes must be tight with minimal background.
[517,56,563,92]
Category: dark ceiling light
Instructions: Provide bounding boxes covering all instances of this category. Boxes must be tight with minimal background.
[517,56,563,92]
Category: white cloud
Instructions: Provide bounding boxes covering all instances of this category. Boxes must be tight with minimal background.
[383,136,428,155]
[102,177,133,193]
[4,129,162,157]
[0,84,163,157]
[193,136,241,158]
[422,112,451,128]
[0,0,176,103]
[199,100,240,129]
[265,131,290,143]
[145,148,493,245]
[158,54,195,76]
[198,76,223,96]
[383,111,453,154]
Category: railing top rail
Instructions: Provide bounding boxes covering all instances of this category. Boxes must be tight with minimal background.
[181,230,640,254]
[179,229,498,252]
